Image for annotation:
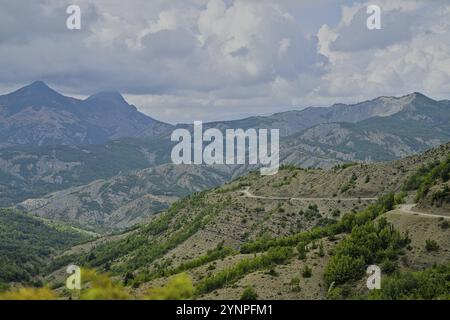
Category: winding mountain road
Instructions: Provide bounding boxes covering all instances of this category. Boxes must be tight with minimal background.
[395,204,450,220]
[240,187,378,202]
[240,188,450,219]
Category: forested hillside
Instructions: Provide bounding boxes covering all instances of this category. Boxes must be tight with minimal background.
[0,209,92,290]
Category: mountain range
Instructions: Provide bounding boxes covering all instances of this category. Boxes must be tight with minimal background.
[1,82,450,300]
[1,82,450,230]
[1,82,449,151]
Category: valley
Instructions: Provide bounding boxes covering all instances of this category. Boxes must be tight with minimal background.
[2,0,450,304]
[30,142,449,300]
[0,83,449,300]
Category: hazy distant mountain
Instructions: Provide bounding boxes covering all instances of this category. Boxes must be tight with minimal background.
[280,93,450,167]
[2,82,447,151]
[2,85,450,228]
[0,81,173,148]
[202,92,427,136]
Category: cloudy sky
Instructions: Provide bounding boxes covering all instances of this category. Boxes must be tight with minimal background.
[1,0,449,123]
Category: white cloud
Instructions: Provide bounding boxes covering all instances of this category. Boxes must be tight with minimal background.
[317,0,450,99]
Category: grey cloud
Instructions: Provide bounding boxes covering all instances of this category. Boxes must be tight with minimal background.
[330,7,421,52]
[141,29,199,58]
[229,46,249,57]
[0,0,448,123]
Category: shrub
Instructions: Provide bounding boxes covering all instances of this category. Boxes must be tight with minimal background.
[146,273,194,300]
[266,267,279,277]
[297,243,307,260]
[318,242,325,257]
[439,220,449,230]
[302,265,312,278]
[425,239,440,252]
[381,258,398,274]
[290,277,301,292]
[240,287,258,300]
[331,209,341,217]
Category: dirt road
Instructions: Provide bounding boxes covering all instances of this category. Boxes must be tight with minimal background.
[240,187,378,202]
[396,204,450,220]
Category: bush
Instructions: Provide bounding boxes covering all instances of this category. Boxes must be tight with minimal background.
[266,268,279,277]
[425,239,440,252]
[302,266,312,278]
[331,209,341,217]
[439,220,450,230]
[394,191,407,205]
[297,243,307,260]
[240,287,258,300]
[318,242,325,257]
[290,277,301,292]
[381,258,398,274]
[146,273,194,300]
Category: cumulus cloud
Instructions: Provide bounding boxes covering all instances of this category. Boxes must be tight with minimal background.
[317,0,450,100]
[0,0,449,123]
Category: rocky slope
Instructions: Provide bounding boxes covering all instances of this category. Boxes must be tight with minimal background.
[281,93,450,166]
[17,164,243,231]
[201,92,438,136]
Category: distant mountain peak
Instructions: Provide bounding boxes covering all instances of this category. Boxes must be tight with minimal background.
[10,81,62,97]
[401,92,434,102]
[86,91,128,105]
[28,80,49,89]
